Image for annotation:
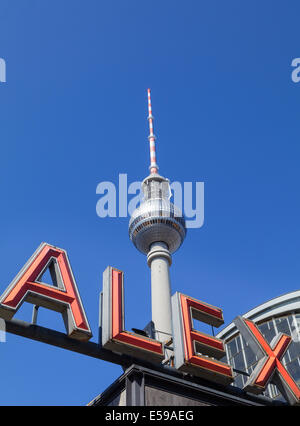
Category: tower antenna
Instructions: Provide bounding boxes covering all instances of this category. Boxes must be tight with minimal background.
[147,89,158,174]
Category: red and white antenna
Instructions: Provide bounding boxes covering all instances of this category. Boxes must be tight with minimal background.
[147,89,158,174]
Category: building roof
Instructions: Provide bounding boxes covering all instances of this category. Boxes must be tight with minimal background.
[217,290,300,341]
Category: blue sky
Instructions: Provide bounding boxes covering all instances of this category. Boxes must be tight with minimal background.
[0,0,300,405]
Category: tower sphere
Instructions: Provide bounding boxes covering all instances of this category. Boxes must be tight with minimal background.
[129,174,186,254]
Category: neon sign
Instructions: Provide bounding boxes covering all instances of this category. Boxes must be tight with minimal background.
[0,242,299,405]
[0,243,91,341]
[234,316,300,405]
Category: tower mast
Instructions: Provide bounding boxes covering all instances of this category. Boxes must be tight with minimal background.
[147,89,158,175]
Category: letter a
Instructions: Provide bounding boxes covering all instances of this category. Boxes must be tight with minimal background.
[0,243,92,341]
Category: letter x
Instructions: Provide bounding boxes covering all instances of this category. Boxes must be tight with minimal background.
[234,316,300,405]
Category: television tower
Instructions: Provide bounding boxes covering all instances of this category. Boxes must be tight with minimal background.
[129,89,186,343]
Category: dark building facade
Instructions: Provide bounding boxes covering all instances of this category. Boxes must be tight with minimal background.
[88,363,284,406]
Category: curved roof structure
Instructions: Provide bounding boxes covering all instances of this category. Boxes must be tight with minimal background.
[217,290,300,341]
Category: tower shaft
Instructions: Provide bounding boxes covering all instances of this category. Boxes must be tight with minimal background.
[147,242,172,342]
